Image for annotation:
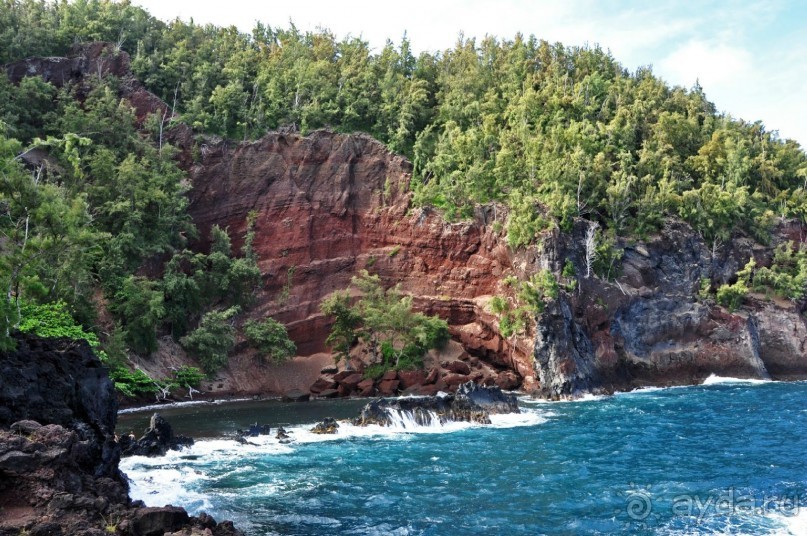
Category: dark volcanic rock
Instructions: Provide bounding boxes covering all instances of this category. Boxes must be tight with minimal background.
[353,382,519,428]
[119,413,194,457]
[130,506,190,536]
[456,381,520,414]
[310,417,339,434]
[0,333,241,536]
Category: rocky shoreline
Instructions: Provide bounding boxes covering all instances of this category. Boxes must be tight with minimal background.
[0,333,242,536]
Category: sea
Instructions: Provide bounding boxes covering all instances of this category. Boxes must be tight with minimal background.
[118,376,807,535]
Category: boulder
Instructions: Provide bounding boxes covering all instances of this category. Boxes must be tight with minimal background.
[377,379,400,396]
[320,365,339,374]
[332,370,355,382]
[381,370,398,381]
[309,377,337,394]
[443,373,471,388]
[445,360,471,375]
[10,420,43,435]
[336,373,364,390]
[457,381,520,414]
[275,427,292,443]
[282,389,310,402]
[317,389,339,398]
[130,506,190,536]
[397,370,427,389]
[310,417,339,434]
[356,378,376,397]
[495,371,520,390]
[424,367,439,385]
[120,413,194,457]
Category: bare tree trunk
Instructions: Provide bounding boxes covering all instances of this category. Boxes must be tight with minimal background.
[584,222,599,278]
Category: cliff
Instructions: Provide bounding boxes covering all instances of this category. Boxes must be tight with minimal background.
[0,333,242,536]
[6,43,807,400]
[535,220,807,396]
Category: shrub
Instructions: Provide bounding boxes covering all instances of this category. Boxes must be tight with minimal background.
[18,300,99,347]
[244,317,296,363]
[180,307,239,374]
[716,281,748,311]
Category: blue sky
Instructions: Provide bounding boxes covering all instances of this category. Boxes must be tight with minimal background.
[133,0,806,148]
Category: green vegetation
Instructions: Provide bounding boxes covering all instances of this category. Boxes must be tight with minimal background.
[180,307,239,374]
[321,270,449,373]
[716,259,755,311]
[244,317,296,363]
[491,270,559,337]
[18,300,100,346]
[752,242,807,301]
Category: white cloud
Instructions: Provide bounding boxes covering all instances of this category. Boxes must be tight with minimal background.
[657,41,753,89]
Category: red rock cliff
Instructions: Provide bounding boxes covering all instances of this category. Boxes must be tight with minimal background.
[187,131,535,382]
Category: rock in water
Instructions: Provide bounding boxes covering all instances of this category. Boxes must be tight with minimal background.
[456,381,520,414]
[353,381,519,427]
[310,417,339,434]
[119,413,194,457]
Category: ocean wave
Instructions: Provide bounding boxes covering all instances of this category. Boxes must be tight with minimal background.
[122,462,213,512]
[769,509,807,536]
[701,374,772,386]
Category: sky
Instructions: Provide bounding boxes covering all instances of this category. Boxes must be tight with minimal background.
[132,0,807,147]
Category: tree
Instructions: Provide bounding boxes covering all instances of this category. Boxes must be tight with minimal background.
[320,290,361,363]
[320,270,449,369]
[112,276,165,355]
[180,306,239,373]
[243,317,296,363]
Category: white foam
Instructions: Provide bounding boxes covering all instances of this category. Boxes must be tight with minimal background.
[761,508,807,536]
[701,374,772,386]
[489,410,548,428]
[120,460,213,511]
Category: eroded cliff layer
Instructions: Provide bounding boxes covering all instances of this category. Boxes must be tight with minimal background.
[187,131,535,388]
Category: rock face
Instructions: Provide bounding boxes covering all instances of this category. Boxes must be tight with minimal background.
[531,220,807,398]
[353,382,519,427]
[0,333,120,477]
[186,130,533,392]
[0,333,242,536]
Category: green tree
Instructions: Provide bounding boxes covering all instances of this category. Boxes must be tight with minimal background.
[180,306,239,373]
[243,317,296,363]
[112,276,165,355]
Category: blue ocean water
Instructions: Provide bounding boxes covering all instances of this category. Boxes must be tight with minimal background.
[120,377,807,535]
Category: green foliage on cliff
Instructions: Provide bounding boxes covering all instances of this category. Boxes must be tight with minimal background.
[321,270,449,370]
[716,259,755,311]
[491,270,559,337]
[17,300,100,347]
[752,242,807,301]
[244,317,296,363]
[180,306,239,374]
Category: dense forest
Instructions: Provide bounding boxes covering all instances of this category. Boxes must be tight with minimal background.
[1,0,806,395]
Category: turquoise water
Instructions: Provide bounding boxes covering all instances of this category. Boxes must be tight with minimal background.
[120,378,807,535]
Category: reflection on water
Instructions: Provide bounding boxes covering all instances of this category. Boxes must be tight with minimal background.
[117,398,369,438]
